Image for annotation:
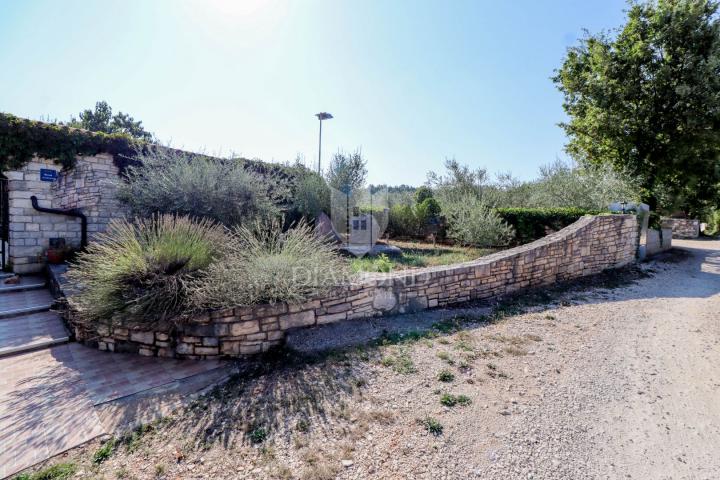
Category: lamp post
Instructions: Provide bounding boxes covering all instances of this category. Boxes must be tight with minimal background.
[315,112,333,174]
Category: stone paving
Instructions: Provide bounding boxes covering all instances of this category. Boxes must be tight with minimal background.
[0,277,230,479]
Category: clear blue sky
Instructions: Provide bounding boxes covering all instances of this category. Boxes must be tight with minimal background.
[0,0,627,186]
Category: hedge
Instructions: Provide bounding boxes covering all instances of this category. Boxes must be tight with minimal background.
[495,207,601,244]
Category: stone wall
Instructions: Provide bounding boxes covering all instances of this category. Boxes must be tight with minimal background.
[645,228,672,257]
[5,154,127,273]
[72,214,639,359]
[665,218,700,239]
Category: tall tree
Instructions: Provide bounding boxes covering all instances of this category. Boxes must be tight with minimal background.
[68,101,153,141]
[326,149,367,193]
[554,0,720,215]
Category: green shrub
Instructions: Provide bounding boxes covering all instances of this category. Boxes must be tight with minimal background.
[191,219,348,308]
[387,204,423,237]
[418,416,443,436]
[292,170,331,221]
[117,148,289,226]
[67,215,227,328]
[414,186,434,204]
[442,194,514,247]
[704,208,720,236]
[92,438,116,464]
[495,207,600,244]
[416,197,441,223]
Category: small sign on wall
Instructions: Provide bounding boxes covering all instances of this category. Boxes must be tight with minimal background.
[40,169,58,182]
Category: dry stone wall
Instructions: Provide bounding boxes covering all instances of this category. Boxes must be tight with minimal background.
[5,154,127,273]
[75,214,639,359]
[664,218,700,239]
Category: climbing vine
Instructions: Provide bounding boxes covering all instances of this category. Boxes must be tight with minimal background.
[0,112,141,172]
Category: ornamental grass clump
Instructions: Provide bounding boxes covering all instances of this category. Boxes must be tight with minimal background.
[67,214,227,328]
[191,219,348,309]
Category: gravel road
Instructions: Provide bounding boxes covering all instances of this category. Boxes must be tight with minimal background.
[480,239,720,480]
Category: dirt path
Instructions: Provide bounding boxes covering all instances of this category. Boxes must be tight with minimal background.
[17,239,720,480]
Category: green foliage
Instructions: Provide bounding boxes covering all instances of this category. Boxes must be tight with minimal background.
[554,0,720,215]
[387,204,423,238]
[418,416,443,436]
[117,147,289,226]
[705,208,720,236]
[414,185,434,204]
[416,197,442,221]
[439,393,471,407]
[191,219,348,308]
[92,438,116,464]
[249,427,268,444]
[363,253,394,273]
[442,194,514,247]
[0,112,139,171]
[292,168,331,221]
[437,369,455,382]
[67,215,227,328]
[13,463,77,480]
[67,101,153,141]
[326,149,367,192]
[495,207,599,244]
[494,160,638,210]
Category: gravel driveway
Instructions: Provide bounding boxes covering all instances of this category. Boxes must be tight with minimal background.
[479,238,720,480]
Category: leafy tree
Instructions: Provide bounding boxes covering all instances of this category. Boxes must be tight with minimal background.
[326,149,367,192]
[68,101,153,141]
[414,185,434,204]
[554,0,720,215]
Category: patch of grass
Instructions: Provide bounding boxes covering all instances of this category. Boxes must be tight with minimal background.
[13,464,77,480]
[440,393,472,407]
[123,424,152,453]
[154,464,166,477]
[432,317,462,334]
[381,348,416,374]
[418,416,443,436]
[249,427,268,444]
[115,468,129,479]
[92,437,116,464]
[296,419,310,433]
[437,369,455,382]
[351,241,496,273]
[436,351,455,365]
[504,345,528,356]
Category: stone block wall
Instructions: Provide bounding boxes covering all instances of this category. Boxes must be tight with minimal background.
[665,218,700,239]
[5,154,127,273]
[73,214,639,359]
[645,228,672,256]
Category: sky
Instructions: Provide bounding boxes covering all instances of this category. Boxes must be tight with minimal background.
[0,0,628,186]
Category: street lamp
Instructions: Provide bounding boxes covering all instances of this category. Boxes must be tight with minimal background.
[315,112,333,174]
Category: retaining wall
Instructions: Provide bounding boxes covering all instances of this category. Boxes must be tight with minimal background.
[665,218,700,239]
[69,214,639,359]
[646,228,672,256]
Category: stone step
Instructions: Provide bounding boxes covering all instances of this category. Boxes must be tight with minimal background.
[0,289,55,319]
[0,311,69,358]
[0,275,46,294]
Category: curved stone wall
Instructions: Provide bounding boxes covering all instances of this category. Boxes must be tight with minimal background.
[68,214,638,359]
